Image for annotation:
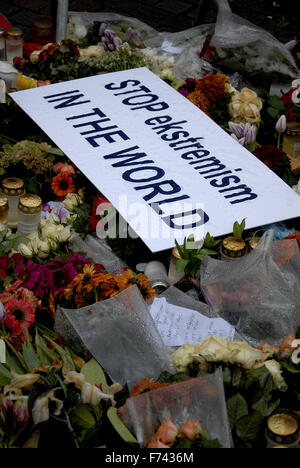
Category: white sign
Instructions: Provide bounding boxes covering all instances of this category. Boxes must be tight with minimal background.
[150,298,235,347]
[11,67,300,252]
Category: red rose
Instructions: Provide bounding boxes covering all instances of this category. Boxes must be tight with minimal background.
[0,256,9,279]
[9,253,25,267]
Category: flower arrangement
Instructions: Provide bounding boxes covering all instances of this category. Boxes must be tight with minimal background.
[0,7,299,450]
[147,416,221,449]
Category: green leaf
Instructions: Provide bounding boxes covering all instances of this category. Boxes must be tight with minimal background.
[22,331,41,371]
[233,219,246,238]
[268,95,285,110]
[81,359,108,393]
[0,364,12,386]
[71,404,97,429]
[176,258,190,272]
[107,407,138,444]
[267,106,280,118]
[227,393,249,428]
[235,411,264,443]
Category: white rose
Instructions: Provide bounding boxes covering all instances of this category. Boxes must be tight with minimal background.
[54,225,72,244]
[171,344,197,372]
[255,360,287,390]
[195,336,233,363]
[74,24,88,39]
[40,222,57,239]
[228,341,264,369]
[63,193,82,212]
[18,243,33,257]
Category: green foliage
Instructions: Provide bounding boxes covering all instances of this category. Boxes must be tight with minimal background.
[233,218,246,239]
[175,234,219,278]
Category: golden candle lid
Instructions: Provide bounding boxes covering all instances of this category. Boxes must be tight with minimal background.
[249,237,261,250]
[0,195,8,213]
[222,236,247,258]
[286,122,300,137]
[1,177,25,196]
[6,27,23,40]
[19,194,42,214]
[267,414,298,437]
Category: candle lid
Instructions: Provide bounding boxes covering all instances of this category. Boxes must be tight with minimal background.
[267,414,298,437]
[286,122,300,137]
[249,237,261,250]
[222,236,247,258]
[6,27,23,40]
[19,194,42,214]
[0,195,8,213]
[29,15,55,44]
[1,177,24,196]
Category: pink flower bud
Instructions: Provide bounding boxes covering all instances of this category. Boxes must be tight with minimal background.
[275,115,287,133]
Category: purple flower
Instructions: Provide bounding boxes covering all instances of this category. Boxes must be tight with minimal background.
[49,262,78,293]
[229,121,257,147]
[66,253,92,273]
[15,261,41,290]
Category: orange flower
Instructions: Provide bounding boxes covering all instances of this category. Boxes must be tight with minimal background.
[52,173,76,198]
[147,437,170,448]
[130,378,173,397]
[133,273,156,301]
[179,418,202,440]
[195,73,229,106]
[156,416,178,445]
[188,90,210,115]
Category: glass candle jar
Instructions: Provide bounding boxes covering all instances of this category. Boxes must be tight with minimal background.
[0,28,6,61]
[266,413,300,448]
[283,122,300,158]
[0,195,9,226]
[6,27,23,64]
[168,247,185,285]
[144,261,169,293]
[18,194,42,236]
[220,236,248,260]
[1,177,25,229]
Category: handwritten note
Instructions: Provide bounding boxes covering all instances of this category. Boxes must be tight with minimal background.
[150,297,235,347]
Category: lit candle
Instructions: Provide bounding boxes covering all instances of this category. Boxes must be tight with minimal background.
[1,177,25,229]
[17,194,42,236]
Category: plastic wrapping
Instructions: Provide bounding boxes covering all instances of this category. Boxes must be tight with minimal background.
[200,230,300,347]
[118,368,232,448]
[145,24,214,57]
[209,0,299,81]
[69,234,128,274]
[55,285,173,389]
[160,286,244,342]
[68,11,157,44]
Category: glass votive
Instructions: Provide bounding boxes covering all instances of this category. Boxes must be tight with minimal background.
[168,247,185,285]
[17,194,42,236]
[0,195,9,226]
[1,177,25,229]
[6,27,24,64]
[144,261,169,293]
